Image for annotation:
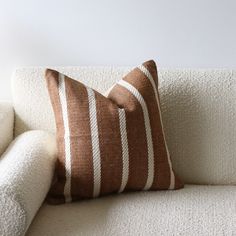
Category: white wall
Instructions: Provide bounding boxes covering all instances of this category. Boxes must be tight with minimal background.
[0,0,236,101]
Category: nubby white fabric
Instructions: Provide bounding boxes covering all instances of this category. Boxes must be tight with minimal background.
[3,66,236,236]
[0,131,57,236]
[27,185,236,236]
[12,67,236,185]
[0,102,14,156]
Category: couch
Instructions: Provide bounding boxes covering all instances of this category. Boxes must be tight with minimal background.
[0,67,236,236]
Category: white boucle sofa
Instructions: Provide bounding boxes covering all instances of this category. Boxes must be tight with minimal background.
[0,67,236,236]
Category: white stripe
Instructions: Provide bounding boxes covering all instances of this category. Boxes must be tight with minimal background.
[117,80,154,190]
[138,65,175,189]
[86,87,102,197]
[118,109,129,193]
[58,74,72,203]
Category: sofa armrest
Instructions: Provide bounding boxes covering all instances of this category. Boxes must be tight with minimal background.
[0,131,57,236]
[0,102,14,156]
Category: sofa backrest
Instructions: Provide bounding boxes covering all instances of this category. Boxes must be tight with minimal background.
[12,67,236,185]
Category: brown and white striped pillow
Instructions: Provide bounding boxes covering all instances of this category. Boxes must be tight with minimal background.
[46,60,183,204]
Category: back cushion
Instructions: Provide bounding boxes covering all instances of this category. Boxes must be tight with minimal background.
[12,68,236,185]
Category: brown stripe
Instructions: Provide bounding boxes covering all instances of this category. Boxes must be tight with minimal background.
[64,77,94,199]
[174,171,184,189]
[95,92,123,196]
[143,60,158,84]
[123,67,171,189]
[108,84,148,191]
[45,70,66,204]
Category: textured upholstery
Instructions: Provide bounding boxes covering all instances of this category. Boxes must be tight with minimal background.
[0,102,14,156]
[12,67,236,185]
[27,185,236,236]
[5,67,236,235]
[0,131,57,236]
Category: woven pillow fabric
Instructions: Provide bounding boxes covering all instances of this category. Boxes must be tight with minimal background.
[45,60,183,204]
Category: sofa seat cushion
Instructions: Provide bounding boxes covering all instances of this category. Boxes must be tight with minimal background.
[27,185,236,236]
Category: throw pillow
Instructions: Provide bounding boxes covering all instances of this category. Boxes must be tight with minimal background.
[45,60,183,204]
